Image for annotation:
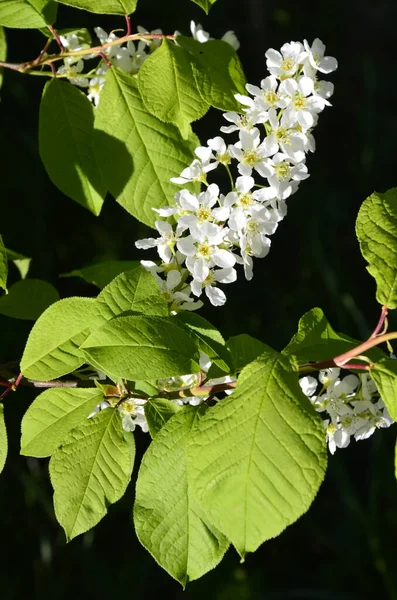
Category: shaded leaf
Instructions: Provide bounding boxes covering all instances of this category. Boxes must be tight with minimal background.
[0,27,6,89]
[61,260,139,289]
[39,79,106,216]
[177,37,246,112]
[190,0,217,13]
[94,69,199,227]
[0,279,59,320]
[6,248,31,279]
[175,312,231,376]
[138,39,209,137]
[0,234,7,292]
[227,333,268,373]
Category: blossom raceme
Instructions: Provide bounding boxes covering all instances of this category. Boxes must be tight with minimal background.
[136,38,337,308]
[299,369,394,453]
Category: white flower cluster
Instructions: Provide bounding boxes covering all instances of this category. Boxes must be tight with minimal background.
[88,352,235,433]
[136,39,337,309]
[56,21,239,107]
[299,368,394,454]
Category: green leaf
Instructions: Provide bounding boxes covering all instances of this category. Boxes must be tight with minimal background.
[0,279,59,320]
[282,307,384,363]
[97,265,169,320]
[190,0,217,13]
[39,79,106,216]
[133,379,160,397]
[144,397,182,437]
[138,39,209,138]
[94,69,199,227]
[0,234,8,292]
[81,314,201,381]
[50,409,134,541]
[21,388,104,457]
[0,404,7,474]
[6,248,31,279]
[61,260,139,289]
[20,297,103,381]
[371,359,397,421]
[175,312,231,376]
[0,27,6,89]
[0,0,57,28]
[177,37,246,112]
[356,188,397,309]
[227,333,268,373]
[186,349,327,557]
[56,0,138,15]
[134,407,229,585]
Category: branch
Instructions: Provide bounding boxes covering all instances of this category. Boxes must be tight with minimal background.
[0,33,176,74]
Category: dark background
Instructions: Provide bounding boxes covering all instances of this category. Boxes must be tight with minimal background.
[1,0,397,598]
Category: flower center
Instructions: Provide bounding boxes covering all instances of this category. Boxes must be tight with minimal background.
[247,220,259,234]
[242,150,258,167]
[281,57,294,72]
[264,90,278,105]
[197,208,212,222]
[239,193,253,207]
[275,162,291,180]
[292,94,306,110]
[275,128,289,144]
[197,244,212,259]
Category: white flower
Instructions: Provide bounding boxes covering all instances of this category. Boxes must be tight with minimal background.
[220,107,268,135]
[136,25,163,50]
[265,41,307,78]
[177,184,224,231]
[190,267,237,306]
[280,77,327,129]
[190,21,210,43]
[119,399,149,433]
[135,220,183,263]
[56,58,88,87]
[229,128,278,177]
[303,38,338,75]
[245,76,289,110]
[94,26,120,56]
[178,221,236,279]
[59,32,85,52]
[259,152,308,200]
[221,30,240,51]
[189,21,240,50]
[195,136,231,170]
[266,108,306,160]
[170,158,217,184]
[299,375,318,397]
